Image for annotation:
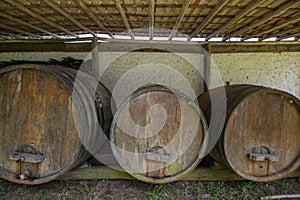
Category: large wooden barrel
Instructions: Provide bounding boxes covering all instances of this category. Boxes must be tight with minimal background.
[0,64,112,184]
[198,84,300,181]
[110,85,208,183]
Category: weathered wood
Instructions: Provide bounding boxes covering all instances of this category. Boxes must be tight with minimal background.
[0,12,61,39]
[114,0,134,40]
[225,0,300,39]
[0,64,112,185]
[168,0,193,40]
[188,0,229,40]
[110,85,208,183]
[75,0,114,38]
[198,85,300,182]
[1,39,300,53]
[242,14,300,41]
[42,0,97,37]
[3,0,79,37]
[57,165,300,181]
[205,0,268,41]
[259,25,300,41]
[0,23,43,39]
[148,0,155,40]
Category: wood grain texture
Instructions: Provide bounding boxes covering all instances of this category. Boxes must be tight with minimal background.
[198,85,300,182]
[0,64,112,185]
[110,85,208,183]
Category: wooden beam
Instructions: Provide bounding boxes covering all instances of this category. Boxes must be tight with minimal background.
[149,0,155,40]
[227,0,300,38]
[114,0,135,40]
[0,23,43,39]
[91,38,99,77]
[0,31,27,39]
[57,165,300,181]
[0,12,61,39]
[169,0,193,41]
[3,0,79,37]
[205,0,267,41]
[42,0,97,37]
[188,0,229,41]
[75,0,114,38]
[242,15,300,41]
[259,25,300,41]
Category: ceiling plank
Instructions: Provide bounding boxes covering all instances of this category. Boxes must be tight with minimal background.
[261,25,300,41]
[75,0,114,38]
[115,0,135,39]
[149,0,155,40]
[188,0,229,40]
[205,0,267,41]
[242,15,300,41]
[227,0,300,38]
[0,23,43,38]
[0,31,27,39]
[42,0,97,37]
[169,0,193,40]
[3,0,79,37]
[0,12,62,39]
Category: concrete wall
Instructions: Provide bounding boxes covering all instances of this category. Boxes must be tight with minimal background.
[0,50,299,99]
[210,52,300,99]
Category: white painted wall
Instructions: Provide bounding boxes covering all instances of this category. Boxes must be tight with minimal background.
[210,52,300,99]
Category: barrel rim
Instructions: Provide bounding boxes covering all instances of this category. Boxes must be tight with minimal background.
[110,86,209,183]
[223,88,300,181]
[0,64,90,185]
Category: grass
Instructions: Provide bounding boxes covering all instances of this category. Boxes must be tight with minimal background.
[0,178,299,200]
[146,184,169,200]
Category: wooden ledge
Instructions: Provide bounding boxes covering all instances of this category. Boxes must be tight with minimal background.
[57,165,300,181]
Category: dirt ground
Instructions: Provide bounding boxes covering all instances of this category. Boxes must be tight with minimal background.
[0,177,300,200]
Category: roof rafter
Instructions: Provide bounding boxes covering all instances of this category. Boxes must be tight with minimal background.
[260,25,300,41]
[0,31,27,39]
[169,0,193,41]
[42,0,97,37]
[75,0,114,38]
[242,14,300,41]
[115,0,135,39]
[205,0,267,41]
[226,0,300,39]
[0,12,61,39]
[149,0,155,40]
[188,0,229,41]
[0,23,43,39]
[3,0,79,37]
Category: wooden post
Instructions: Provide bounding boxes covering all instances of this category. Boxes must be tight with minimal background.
[91,38,99,78]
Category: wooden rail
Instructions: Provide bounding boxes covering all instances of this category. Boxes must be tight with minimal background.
[57,165,300,181]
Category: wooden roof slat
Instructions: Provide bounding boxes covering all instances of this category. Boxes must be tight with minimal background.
[149,0,155,40]
[168,0,193,41]
[115,0,135,39]
[242,14,300,40]
[42,0,97,37]
[205,0,267,41]
[261,25,300,41]
[0,31,27,39]
[0,12,62,39]
[3,0,79,37]
[0,23,43,39]
[188,0,229,40]
[75,0,114,38]
[225,0,300,39]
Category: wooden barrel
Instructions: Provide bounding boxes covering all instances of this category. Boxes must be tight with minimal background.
[110,85,208,183]
[198,84,300,181]
[0,64,112,184]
